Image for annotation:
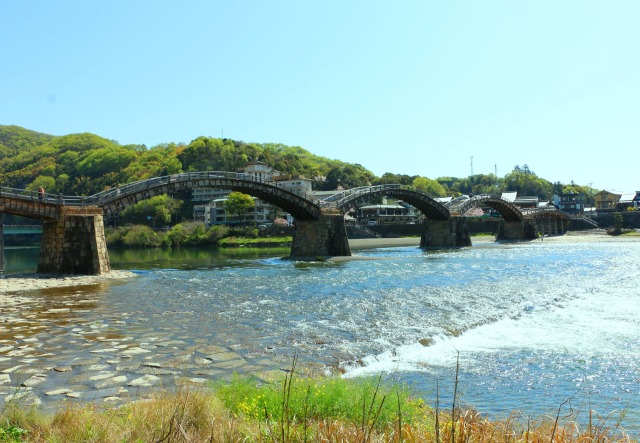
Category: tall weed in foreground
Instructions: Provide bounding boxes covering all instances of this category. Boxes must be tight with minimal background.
[214,371,427,430]
[0,366,636,442]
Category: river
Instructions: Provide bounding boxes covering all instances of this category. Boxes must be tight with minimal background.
[1,236,639,436]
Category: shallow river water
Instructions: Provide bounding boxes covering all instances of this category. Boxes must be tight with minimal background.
[2,238,639,435]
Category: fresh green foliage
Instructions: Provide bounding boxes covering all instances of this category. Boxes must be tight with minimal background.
[119,195,183,225]
[218,236,292,247]
[214,374,427,427]
[0,421,27,443]
[321,164,375,190]
[224,192,255,220]
[1,126,598,202]
[106,223,286,248]
[412,176,447,197]
[120,225,163,248]
[500,166,554,200]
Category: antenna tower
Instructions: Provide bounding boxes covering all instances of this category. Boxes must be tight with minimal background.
[470,156,474,176]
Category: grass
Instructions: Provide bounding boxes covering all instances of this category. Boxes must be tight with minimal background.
[1,361,636,443]
[219,236,293,247]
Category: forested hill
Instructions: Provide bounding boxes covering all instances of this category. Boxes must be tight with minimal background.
[0,125,592,200]
[0,125,375,196]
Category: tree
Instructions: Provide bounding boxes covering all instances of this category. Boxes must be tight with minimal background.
[322,164,374,190]
[27,176,56,194]
[501,168,553,200]
[412,176,447,197]
[225,192,255,222]
[373,172,415,186]
[120,195,183,225]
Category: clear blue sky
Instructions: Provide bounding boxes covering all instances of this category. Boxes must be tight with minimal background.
[2,1,639,192]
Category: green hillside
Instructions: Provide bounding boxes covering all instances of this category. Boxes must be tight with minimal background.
[0,125,374,196]
[0,125,594,201]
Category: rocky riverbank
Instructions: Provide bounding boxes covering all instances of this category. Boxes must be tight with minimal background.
[0,270,137,297]
[0,276,296,413]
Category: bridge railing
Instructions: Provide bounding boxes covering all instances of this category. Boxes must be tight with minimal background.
[0,172,325,208]
[87,171,325,206]
[0,186,80,206]
[444,195,470,208]
[320,184,403,207]
[521,207,560,216]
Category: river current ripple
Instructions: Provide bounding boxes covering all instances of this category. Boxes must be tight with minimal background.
[3,239,640,435]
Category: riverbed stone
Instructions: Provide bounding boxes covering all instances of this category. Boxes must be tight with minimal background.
[87,364,111,371]
[95,375,127,389]
[141,362,163,368]
[1,364,24,373]
[155,340,188,347]
[89,372,117,381]
[186,377,208,384]
[198,345,228,354]
[141,368,178,376]
[21,374,47,387]
[128,375,161,387]
[45,388,73,396]
[191,369,225,377]
[194,357,212,365]
[67,387,120,401]
[120,347,152,356]
[214,359,247,370]
[116,361,141,371]
[5,390,40,406]
[0,374,10,385]
[206,351,242,362]
[90,347,119,354]
[70,357,101,366]
[46,308,71,314]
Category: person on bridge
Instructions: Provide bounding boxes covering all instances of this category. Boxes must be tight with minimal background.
[38,186,45,201]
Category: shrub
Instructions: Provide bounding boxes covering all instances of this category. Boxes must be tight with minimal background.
[122,225,162,247]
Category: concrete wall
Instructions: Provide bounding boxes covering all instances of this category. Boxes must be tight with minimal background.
[592,211,640,228]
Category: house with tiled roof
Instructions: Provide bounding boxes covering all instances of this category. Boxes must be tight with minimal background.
[594,190,622,210]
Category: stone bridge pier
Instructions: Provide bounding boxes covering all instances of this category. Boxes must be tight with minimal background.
[496,220,537,241]
[420,217,472,248]
[290,208,351,259]
[38,207,111,275]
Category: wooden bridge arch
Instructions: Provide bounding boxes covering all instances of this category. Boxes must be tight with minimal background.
[322,185,451,221]
[449,194,524,222]
[92,171,323,221]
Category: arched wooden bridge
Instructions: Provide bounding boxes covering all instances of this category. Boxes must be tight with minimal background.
[1,173,570,275]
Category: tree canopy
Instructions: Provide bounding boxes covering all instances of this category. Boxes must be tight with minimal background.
[0,125,596,204]
[224,192,255,220]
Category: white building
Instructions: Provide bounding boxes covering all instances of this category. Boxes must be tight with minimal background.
[272,174,314,195]
[192,161,311,226]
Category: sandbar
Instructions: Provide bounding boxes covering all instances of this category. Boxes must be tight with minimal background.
[0,270,137,299]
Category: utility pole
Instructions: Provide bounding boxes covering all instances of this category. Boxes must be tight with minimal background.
[470,156,474,176]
